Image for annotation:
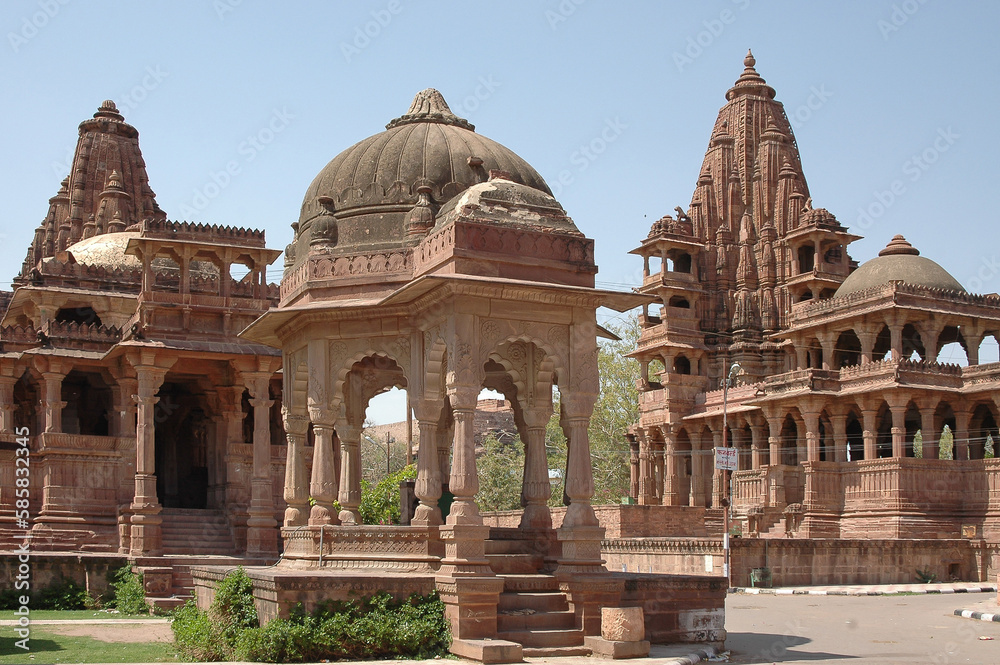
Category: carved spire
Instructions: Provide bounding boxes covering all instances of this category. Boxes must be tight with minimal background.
[17,101,165,281]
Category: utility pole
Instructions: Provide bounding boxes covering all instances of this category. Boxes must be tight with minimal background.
[722,361,742,590]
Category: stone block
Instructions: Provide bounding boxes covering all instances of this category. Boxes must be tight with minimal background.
[450,638,523,663]
[601,606,645,641]
[585,636,651,659]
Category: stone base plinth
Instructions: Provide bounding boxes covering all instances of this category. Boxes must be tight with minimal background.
[450,638,523,663]
[436,574,505,640]
[558,573,625,635]
[585,636,650,659]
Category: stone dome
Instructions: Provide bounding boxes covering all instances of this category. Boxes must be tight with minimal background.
[65,232,142,271]
[834,235,965,298]
[435,172,581,235]
[292,89,551,262]
[65,231,218,277]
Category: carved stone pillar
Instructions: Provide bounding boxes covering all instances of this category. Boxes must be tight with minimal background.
[816,332,835,370]
[663,426,680,506]
[711,428,724,508]
[245,373,277,557]
[281,410,309,527]
[0,375,17,433]
[129,358,173,557]
[412,400,444,527]
[955,410,971,460]
[920,407,938,460]
[767,415,782,467]
[520,406,553,530]
[653,445,665,504]
[438,384,492,578]
[690,431,706,507]
[830,413,848,462]
[795,345,808,371]
[40,371,66,434]
[337,420,361,524]
[637,428,655,505]
[802,411,821,462]
[861,407,878,460]
[857,328,876,365]
[626,433,640,501]
[306,411,337,524]
[750,422,766,469]
[889,403,906,458]
[889,323,904,361]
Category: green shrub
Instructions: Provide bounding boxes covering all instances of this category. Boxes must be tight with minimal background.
[172,599,230,662]
[359,464,416,525]
[37,577,91,610]
[107,564,149,615]
[172,567,449,663]
[0,587,23,610]
[235,591,450,663]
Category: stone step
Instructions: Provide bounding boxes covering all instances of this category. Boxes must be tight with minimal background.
[500,574,560,593]
[522,646,591,658]
[487,553,543,575]
[498,628,585,649]
[498,592,568,613]
[497,610,576,632]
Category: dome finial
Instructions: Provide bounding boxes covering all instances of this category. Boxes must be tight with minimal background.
[94,100,124,121]
[744,48,755,69]
[879,234,920,257]
[386,89,475,131]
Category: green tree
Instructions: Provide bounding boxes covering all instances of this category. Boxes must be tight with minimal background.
[476,434,525,512]
[939,425,954,460]
[913,430,923,458]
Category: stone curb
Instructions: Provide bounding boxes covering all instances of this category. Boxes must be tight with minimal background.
[954,609,1000,622]
[733,585,996,596]
[0,618,170,625]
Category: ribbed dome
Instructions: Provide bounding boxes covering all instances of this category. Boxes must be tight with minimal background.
[293,89,550,261]
[834,235,965,297]
[65,232,142,271]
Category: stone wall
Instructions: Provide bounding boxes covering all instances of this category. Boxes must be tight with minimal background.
[0,552,126,599]
[482,504,725,538]
[603,536,996,587]
[616,572,726,646]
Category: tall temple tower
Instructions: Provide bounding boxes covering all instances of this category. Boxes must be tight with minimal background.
[630,51,858,389]
[17,100,166,281]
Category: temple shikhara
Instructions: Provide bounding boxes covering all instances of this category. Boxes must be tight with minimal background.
[3,50,999,659]
[628,52,1000,549]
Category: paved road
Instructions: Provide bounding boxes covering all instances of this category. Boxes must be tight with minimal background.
[726,592,1000,664]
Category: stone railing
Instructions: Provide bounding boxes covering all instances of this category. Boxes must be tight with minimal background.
[45,321,122,346]
[732,468,767,508]
[142,219,266,247]
[0,325,39,346]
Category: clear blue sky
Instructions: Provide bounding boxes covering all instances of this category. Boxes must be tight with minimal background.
[1,1,997,422]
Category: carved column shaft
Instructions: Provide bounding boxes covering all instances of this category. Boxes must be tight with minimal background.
[921,408,938,459]
[130,363,169,557]
[861,408,878,460]
[890,405,906,458]
[446,387,481,526]
[40,371,66,434]
[0,376,17,433]
[663,427,679,506]
[520,407,553,530]
[412,417,443,526]
[307,420,338,524]
[803,412,821,462]
[282,413,309,527]
[831,414,848,462]
[955,410,971,460]
[637,429,656,505]
[245,373,277,557]
[337,422,361,524]
[690,433,706,507]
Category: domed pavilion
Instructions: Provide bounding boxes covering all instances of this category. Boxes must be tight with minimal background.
[238,89,712,659]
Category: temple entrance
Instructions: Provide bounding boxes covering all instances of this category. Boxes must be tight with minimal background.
[154,381,213,509]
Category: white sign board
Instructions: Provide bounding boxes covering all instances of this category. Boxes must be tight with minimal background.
[715,446,738,471]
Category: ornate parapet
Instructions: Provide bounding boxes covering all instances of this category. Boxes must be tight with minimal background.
[279,525,443,573]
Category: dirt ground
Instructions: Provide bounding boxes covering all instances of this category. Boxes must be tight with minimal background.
[31,622,174,644]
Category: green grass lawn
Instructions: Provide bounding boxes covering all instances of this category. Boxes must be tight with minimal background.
[0,610,159,622]
[0,630,180,664]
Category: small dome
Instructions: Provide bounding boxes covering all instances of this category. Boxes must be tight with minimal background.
[65,232,142,271]
[291,89,551,266]
[834,235,965,298]
[435,172,580,235]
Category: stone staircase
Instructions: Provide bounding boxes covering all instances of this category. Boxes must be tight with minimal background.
[497,574,588,657]
[160,508,237,556]
[486,530,590,657]
[135,555,270,611]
